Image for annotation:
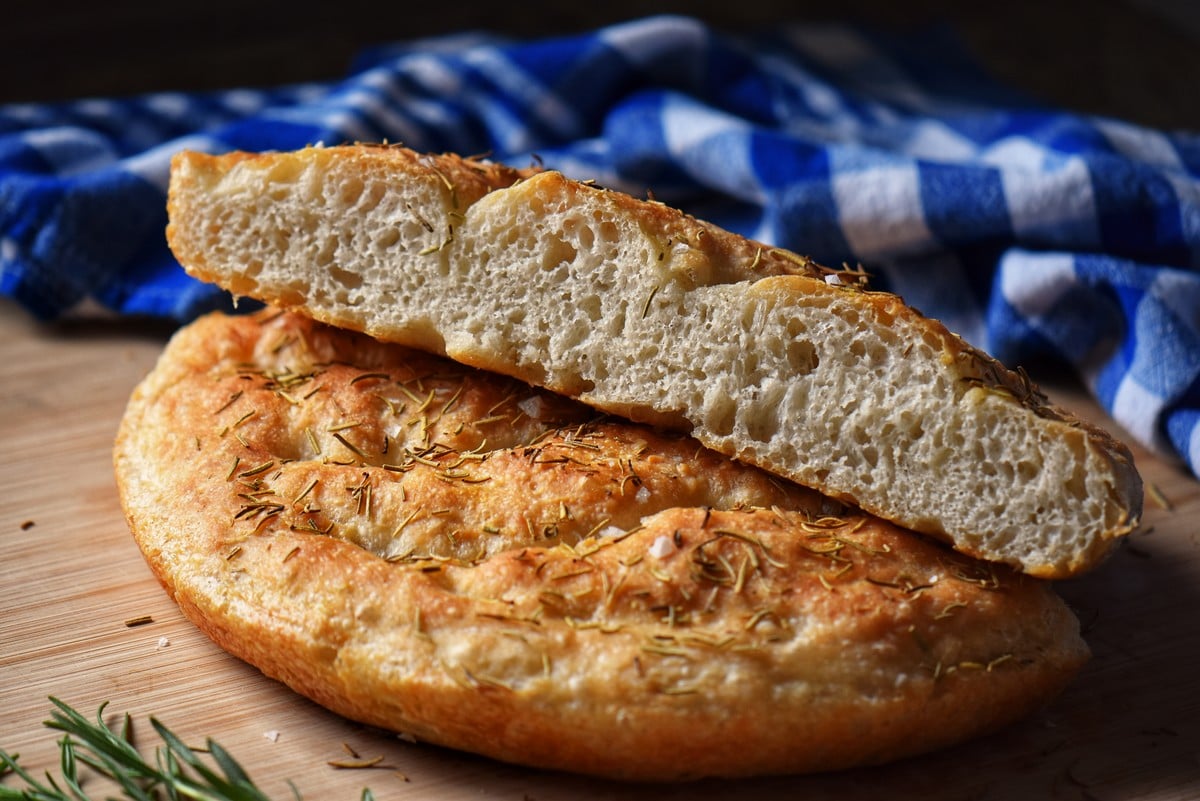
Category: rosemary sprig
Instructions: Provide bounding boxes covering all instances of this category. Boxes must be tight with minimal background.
[0,698,375,801]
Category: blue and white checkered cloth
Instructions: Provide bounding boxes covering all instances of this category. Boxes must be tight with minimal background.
[3,15,1199,479]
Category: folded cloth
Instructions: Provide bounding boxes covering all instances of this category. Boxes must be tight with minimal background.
[2,15,1198,479]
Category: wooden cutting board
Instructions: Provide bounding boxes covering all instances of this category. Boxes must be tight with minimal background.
[2,300,1198,800]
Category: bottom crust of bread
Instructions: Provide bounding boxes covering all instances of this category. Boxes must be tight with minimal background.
[114,310,1089,780]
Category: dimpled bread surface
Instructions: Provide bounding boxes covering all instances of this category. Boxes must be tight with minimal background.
[115,310,1090,780]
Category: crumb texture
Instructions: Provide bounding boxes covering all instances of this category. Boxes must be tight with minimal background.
[166,145,1143,578]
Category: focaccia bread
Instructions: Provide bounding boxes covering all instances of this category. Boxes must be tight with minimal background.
[165,144,1142,578]
[114,309,1090,780]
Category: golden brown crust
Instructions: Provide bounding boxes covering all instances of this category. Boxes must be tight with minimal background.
[115,310,1089,780]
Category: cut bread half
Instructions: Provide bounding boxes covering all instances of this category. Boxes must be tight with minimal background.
[166,144,1143,578]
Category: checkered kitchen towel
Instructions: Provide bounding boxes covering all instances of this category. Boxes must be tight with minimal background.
[2,15,1199,478]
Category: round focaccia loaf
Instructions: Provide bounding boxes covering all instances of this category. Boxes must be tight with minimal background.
[165,144,1142,578]
[115,310,1090,780]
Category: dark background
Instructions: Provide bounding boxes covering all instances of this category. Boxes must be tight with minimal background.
[3,0,1200,133]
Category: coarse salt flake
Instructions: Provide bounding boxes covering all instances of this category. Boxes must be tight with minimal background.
[635,486,651,503]
[824,273,845,286]
[517,396,548,419]
[155,636,170,649]
[264,730,280,743]
[648,535,675,559]
[598,525,624,538]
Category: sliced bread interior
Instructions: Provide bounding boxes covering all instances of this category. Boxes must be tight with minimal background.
[166,144,1143,578]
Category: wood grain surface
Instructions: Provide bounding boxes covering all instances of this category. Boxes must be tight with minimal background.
[2,300,1198,799]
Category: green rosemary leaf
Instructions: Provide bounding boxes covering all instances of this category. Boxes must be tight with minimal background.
[0,698,373,801]
[0,747,57,799]
[56,738,89,801]
[204,740,255,789]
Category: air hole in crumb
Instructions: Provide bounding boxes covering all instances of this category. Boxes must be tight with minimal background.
[542,236,577,270]
[706,392,737,437]
[329,266,363,289]
[576,222,595,250]
[580,294,602,322]
[558,375,596,395]
[1064,471,1087,501]
[745,383,786,442]
[861,445,879,468]
[746,410,779,442]
[787,339,819,374]
[608,308,627,337]
[339,176,364,204]
[740,302,762,329]
[313,238,335,268]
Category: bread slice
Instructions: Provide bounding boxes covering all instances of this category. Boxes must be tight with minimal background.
[166,144,1143,578]
[114,309,1090,779]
